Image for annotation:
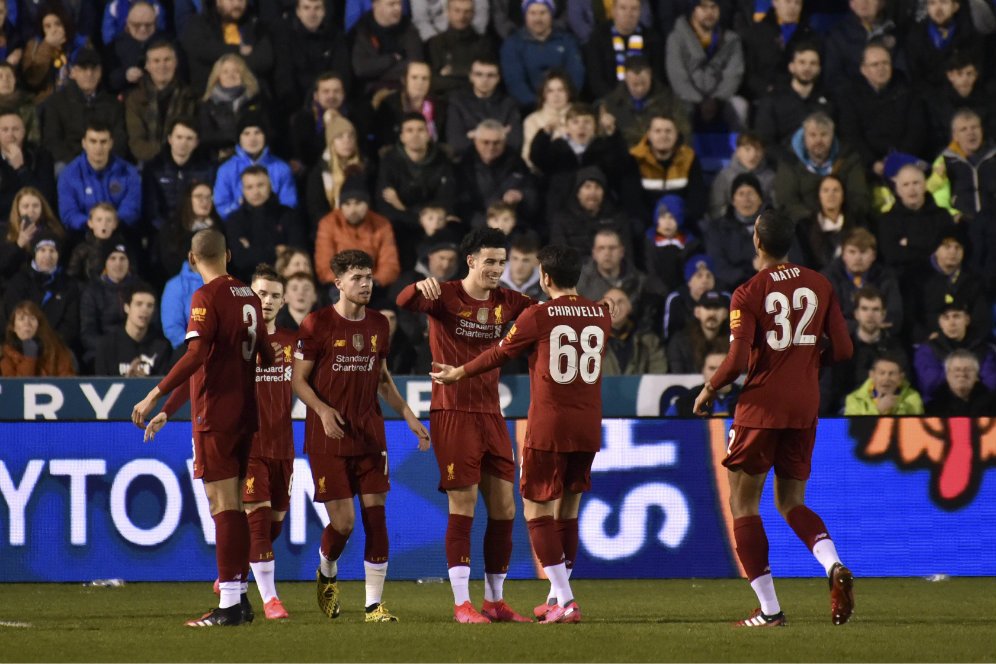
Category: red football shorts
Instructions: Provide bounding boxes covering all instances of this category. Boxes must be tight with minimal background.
[519,448,596,502]
[242,457,294,511]
[723,425,817,481]
[308,452,390,503]
[192,430,253,482]
[429,410,516,491]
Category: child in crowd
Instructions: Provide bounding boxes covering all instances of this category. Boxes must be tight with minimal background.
[485,202,517,236]
[67,203,125,282]
[645,194,700,294]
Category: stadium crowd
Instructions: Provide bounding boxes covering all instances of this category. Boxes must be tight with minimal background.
[1,0,995,417]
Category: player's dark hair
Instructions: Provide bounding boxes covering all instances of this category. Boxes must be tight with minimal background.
[125,281,157,305]
[755,208,793,259]
[331,249,374,277]
[241,164,270,180]
[538,244,582,289]
[510,229,541,255]
[853,285,884,308]
[252,263,286,288]
[190,228,226,260]
[459,227,507,257]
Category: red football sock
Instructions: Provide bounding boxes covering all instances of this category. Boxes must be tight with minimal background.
[320,524,351,563]
[270,519,284,543]
[556,518,579,570]
[786,505,831,551]
[361,505,389,564]
[527,516,564,568]
[733,515,770,582]
[445,514,474,568]
[213,510,250,583]
[247,507,273,563]
[483,519,514,574]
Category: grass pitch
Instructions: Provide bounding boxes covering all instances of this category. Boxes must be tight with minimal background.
[1,578,993,662]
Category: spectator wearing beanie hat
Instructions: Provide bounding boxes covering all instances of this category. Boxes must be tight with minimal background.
[644,193,701,294]
[212,109,297,219]
[661,253,725,341]
[79,241,136,369]
[314,170,401,289]
[703,172,766,290]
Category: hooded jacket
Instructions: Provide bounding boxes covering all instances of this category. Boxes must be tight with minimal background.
[844,377,924,415]
[774,127,869,223]
[213,145,298,219]
[160,261,203,348]
[549,166,634,256]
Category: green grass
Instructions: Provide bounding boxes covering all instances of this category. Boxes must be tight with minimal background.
[2,578,994,662]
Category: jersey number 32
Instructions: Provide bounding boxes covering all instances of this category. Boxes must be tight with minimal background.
[550,324,605,384]
[765,287,818,351]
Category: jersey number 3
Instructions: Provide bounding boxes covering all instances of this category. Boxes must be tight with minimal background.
[242,304,258,361]
[550,324,605,384]
[765,287,818,351]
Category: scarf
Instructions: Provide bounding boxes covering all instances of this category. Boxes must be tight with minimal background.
[753,0,773,22]
[927,21,956,50]
[817,212,845,233]
[611,26,644,81]
[779,21,798,47]
[209,84,248,112]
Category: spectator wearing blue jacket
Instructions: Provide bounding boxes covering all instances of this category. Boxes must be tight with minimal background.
[500,0,584,108]
[212,111,297,219]
[160,259,203,349]
[57,120,141,233]
[101,0,166,45]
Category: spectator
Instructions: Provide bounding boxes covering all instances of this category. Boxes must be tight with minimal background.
[876,163,949,284]
[455,118,536,228]
[914,297,996,399]
[224,166,305,281]
[101,0,165,46]
[213,110,297,219]
[374,61,445,148]
[666,288,730,374]
[20,6,90,102]
[305,113,367,226]
[314,171,400,289]
[273,0,351,115]
[821,286,908,414]
[665,0,747,129]
[704,172,764,290]
[601,285,668,375]
[93,282,171,377]
[141,117,215,232]
[837,43,927,176]
[490,0,569,41]
[753,42,835,164]
[905,0,983,93]
[795,174,860,272]
[79,241,137,368]
[0,187,64,282]
[583,0,664,100]
[844,354,924,415]
[425,0,495,98]
[18,1,97,45]
[928,108,996,223]
[43,47,127,168]
[500,0,584,108]
[926,349,996,415]
[2,234,81,350]
[0,300,74,376]
[737,0,818,100]
[181,0,275,95]
[380,301,417,374]
[57,121,141,234]
[0,0,22,67]
[0,110,56,218]
[485,201,518,236]
[104,1,161,94]
[445,56,522,155]
[597,55,690,150]
[576,227,648,311]
[667,351,740,415]
[351,0,423,95]
[923,54,996,155]
[774,111,869,223]
[275,247,315,278]
[275,270,319,330]
[630,113,706,224]
[521,70,573,171]
[124,39,198,163]
[155,181,221,281]
[550,167,633,256]
[0,64,40,144]
[824,0,903,92]
[644,194,701,294]
[707,132,774,220]
[197,53,265,162]
[914,227,990,342]
[67,203,126,282]
[413,0,490,41]
[822,227,903,331]
[662,253,719,341]
[499,229,544,300]
[160,258,203,349]
[289,72,359,176]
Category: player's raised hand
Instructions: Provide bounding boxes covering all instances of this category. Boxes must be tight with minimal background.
[430,361,461,385]
[144,413,168,442]
[415,277,442,300]
[692,384,715,416]
[319,405,346,439]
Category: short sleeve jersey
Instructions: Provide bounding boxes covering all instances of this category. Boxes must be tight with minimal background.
[252,327,296,459]
[398,281,533,414]
[730,263,849,429]
[185,275,267,433]
[466,295,611,452]
[294,306,390,457]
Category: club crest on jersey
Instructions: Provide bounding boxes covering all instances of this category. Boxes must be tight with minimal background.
[245,476,255,494]
[371,335,378,353]
[352,334,364,351]
[447,463,456,481]
[476,308,489,324]
[283,345,292,362]
[494,305,503,324]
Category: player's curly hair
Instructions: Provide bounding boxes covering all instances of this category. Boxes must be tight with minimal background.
[331,249,373,277]
[459,227,507,258]
[537,244,581,289]
[755,208,794,259]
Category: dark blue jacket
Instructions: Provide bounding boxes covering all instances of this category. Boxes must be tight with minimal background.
[500,27,584,107]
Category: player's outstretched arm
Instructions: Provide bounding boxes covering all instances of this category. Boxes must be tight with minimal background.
[693,338,750,416]
[132,338,207,428]
[378,360,430,451]
[395,279,442,313]
[291,356,345,439]
[429,361,467,385]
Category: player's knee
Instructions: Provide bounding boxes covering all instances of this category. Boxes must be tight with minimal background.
[775,497,803,519]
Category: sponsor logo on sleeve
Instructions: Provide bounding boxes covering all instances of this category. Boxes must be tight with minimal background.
[190,307,206,322]
[729,309,741,330]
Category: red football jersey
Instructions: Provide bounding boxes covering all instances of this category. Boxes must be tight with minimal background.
[185,275,269,433]
[252,327,296,459]
[463,295,611,452]
[294,306,390,456]
[730,263,851,429]
[396,281,533,414]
